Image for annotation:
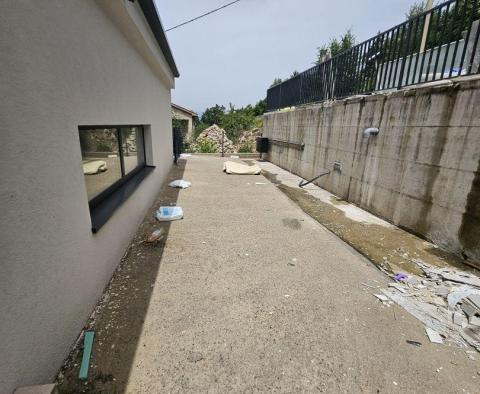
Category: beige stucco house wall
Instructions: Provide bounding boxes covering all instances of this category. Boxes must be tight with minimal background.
[0,1,178,392]
[171,103,198,140]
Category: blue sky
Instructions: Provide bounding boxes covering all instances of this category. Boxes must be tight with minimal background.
[155,0,417,113]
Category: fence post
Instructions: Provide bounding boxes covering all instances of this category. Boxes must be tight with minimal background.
[420,0,433,53]
[398,20,413,89]
[221,129,225,157]
[299,74,303,105]
[466,20,480,74]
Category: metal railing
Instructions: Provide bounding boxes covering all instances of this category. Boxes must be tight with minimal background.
[267,0,480,111]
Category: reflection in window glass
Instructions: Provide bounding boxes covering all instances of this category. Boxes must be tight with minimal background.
[79,126,146,201]
[79,128,122,200]
[121,127,145,174]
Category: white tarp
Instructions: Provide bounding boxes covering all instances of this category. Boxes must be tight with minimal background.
[83,160,107,175]
[223,161,261,175]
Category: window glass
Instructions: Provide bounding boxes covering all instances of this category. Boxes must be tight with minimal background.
[121,127,145,174]
[79,128,122,200]
[79,126,146,201]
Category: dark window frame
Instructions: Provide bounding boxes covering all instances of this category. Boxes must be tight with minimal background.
[79,125,154,233]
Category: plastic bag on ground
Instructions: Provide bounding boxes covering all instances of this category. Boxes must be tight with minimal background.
[155,206,184,221]
[169,180,191,189]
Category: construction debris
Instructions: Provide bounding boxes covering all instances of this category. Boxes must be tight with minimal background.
[193,124,234,153]
[155,206,184,221]
[235,127,262,151]
[145,229,164,244]
[469,294,480,309]
[406,340,422,347]
[79,331,94,380]
[393,272,408,281]
[373,294,389,302]
[388,283,408,294]
[378,260,480,352]
[425,327,444,344]
[168,179,191,189]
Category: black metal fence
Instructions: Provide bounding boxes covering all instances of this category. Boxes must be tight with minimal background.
[267,0,480,111]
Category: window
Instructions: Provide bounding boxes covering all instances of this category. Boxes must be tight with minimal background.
[78,125,152,233]
[79,126,146,200]
[121,127,145,175]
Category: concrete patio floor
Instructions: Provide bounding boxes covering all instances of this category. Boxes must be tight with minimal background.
[58,156,479,393]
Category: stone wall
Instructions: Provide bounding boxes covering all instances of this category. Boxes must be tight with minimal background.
[263,76,480,262]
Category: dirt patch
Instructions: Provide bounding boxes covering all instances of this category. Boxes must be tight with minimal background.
[329,196,350,206]
[282,218,302,230]
[261,169,281,185]
[55,161,187,393]
[272,179,478,276]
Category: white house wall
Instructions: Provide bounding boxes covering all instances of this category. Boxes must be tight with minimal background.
[0,1,174,392]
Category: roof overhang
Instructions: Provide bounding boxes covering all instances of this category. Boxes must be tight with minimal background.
[137,0,179,78]
[172,103,198,117]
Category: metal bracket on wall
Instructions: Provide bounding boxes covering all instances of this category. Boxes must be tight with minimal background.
[269,138,305,151]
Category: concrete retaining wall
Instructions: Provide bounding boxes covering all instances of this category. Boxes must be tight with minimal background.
[263,76,480,263]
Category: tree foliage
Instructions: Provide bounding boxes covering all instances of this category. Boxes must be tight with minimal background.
[315,29,355,64]
[385,0,480,63]
[406,0,429,19]
[198,139,217,153]
[194,98,267,143]
[220,104,257,142]
[200,104,225,125]
[192,121,208,139]
[252,98,267,116]
[270,78,283,87]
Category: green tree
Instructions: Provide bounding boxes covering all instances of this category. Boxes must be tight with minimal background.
[406,1,429,19]
[315,29,355,64]
[201,104,225,125]
[220,103,256,142]
[384,0,480,64]
[195,98,265,144]
[238,142,253,153]
[192,121,208,139]
[253,98,266,116]
[198,139,217,153]
[270,78,282,87]
[290,70,300,78]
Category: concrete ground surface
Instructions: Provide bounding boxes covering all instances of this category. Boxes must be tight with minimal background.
[58,156,480,393]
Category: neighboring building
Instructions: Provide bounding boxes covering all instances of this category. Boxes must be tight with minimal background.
[0,1,178,392]
[172,103,198,140]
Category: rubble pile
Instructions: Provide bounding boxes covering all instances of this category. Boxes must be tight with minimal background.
[236,128,262,151]
[373,260,480,353]
[193,124,234,153]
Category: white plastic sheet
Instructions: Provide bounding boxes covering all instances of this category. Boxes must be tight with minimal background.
[155,206,184,221]
[83,160,107,175]
[169,180,191,189]
[223,161,261,175]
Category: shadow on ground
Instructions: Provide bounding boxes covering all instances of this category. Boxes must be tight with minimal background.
[56,160,187,393]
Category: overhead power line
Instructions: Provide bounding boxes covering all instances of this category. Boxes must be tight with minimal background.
[165,0,241,32]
